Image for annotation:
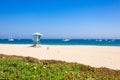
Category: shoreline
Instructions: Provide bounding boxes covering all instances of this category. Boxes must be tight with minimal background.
[0,43,120,47]
[0,44,120,70]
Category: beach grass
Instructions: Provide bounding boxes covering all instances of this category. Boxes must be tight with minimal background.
[0,54,120,80]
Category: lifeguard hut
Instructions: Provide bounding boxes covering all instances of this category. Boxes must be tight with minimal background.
[32,32,42,47]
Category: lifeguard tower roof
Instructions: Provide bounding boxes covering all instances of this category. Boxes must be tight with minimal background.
[32,32,43,36]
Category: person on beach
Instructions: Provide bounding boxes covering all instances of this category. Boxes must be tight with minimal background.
[47,47,49,50]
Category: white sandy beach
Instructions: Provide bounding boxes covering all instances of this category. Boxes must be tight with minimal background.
[0,44,120,70]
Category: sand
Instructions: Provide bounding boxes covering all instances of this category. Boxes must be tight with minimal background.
[0,44,120,70]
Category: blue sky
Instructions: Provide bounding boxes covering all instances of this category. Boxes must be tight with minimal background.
[0,0,120,39]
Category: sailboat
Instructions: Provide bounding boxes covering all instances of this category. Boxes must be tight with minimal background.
[8,34,14,41]
[63,38,70,42]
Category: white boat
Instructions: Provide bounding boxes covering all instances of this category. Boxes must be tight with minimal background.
[63,38,70,42]
[96,39,102,42]
[8,38,14,41]
[8,34,14,41]
[99,39,102,42]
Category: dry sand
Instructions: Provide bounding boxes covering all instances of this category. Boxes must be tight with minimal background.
[0,44,120,70]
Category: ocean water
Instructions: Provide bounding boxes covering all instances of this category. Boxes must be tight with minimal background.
[0,39,120,46]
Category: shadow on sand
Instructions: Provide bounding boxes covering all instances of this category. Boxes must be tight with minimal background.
[28,45,42,48]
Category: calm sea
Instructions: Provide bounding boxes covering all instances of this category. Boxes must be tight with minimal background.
[0,39,120,46]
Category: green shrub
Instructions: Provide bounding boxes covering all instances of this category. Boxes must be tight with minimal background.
[0,54,120,80]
